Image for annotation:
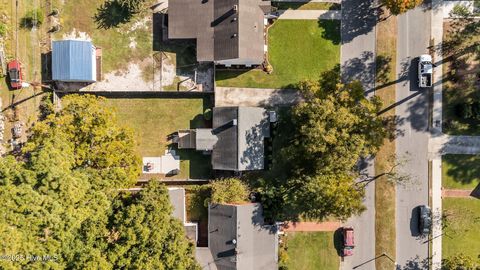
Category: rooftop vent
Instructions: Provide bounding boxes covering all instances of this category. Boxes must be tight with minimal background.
[233,5,238,11]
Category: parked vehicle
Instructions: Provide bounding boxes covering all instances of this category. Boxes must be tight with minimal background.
[342,227,355,256]
[7,60,23,89]
[418,205,432,235]
[418,54,433,88]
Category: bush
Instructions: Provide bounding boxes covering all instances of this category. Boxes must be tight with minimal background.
[0,23,7,38]
[20,9,45,28]
[203,108,212,121]
[210,178,250,204]
[450,4,471,18]
[455,102,480,120]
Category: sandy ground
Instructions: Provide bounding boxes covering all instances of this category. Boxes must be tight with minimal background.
[215,87,302,107]
[89,58,160,91]
[62,29,92,41]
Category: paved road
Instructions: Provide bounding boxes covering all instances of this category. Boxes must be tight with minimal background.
[340,0,377,269]
[395,4,432,269]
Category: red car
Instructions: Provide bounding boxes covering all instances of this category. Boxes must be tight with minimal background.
[342,227,355,256]
[7,60,23,89]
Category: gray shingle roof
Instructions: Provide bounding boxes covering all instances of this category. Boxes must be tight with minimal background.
[168,0,270,64]
[211,107,269,171]
[204,203,278,270]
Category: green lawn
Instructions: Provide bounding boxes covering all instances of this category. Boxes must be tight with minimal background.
[106,97,213,179]
[442,155,480,189]
[216,20,340,89]
[283,232,339,270]
[442,198,480,262]
[272,2,341,10]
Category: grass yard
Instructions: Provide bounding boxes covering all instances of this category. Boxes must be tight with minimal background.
[106,97,213,179]
[216,20,340,89]
[0,0,47,145]
[272,2,341,10]
[442,154,480,189]
[442,20,480,135]
[442,197,480,262]
[282,232,339,270]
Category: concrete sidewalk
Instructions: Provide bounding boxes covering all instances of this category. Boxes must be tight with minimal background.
[430,0,444,268]
[429,135,480,157]
[442,188,475,197]
[277,9,341,20]
[282,221,340,232]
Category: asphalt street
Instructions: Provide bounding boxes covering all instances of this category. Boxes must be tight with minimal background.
[340,0,377,269]
[395,4,431,269]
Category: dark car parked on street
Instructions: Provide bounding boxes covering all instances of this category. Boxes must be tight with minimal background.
[418,205,432,235]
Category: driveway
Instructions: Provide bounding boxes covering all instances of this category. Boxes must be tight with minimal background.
[340,0,377,269]
[214,87,301,107]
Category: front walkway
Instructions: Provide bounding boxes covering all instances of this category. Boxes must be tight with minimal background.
[429,135,480,157]
[442,188,475,197]
[277,10,341,20]
[282,221,340,232]
[214,87,301,107]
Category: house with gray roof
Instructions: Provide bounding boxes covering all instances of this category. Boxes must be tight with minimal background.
[196,203,278,270]
[52,40,97,82]
[176,106,272,171]
[167,0,271,66]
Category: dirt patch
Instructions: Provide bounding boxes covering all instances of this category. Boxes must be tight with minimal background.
[88,58,159,91]
[62,29,92,41]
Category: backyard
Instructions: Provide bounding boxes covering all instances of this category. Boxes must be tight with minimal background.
[106,96,213,179]
[442,19,480,135]
[281,232,339,270]
[442,154,480,189]
[215,20,340,89]
[442,197,480,262]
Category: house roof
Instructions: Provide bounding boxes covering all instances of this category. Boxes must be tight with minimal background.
[203,203,278,270]
[196,129,218,151]
[52,40,96,82]
[168,0,270,64]
[211,107,269,171]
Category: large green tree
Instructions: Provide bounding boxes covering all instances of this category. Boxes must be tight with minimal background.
[381,0,422,15]
[287,66,386,175]
[0,95,198,269]
[257,67,388,221]
[106,181,199,270]
[210,178,250,204]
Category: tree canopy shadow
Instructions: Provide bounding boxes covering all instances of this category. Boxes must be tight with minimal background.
[318,19,341,45]
[94,0,137,29]
[442,154,480,186]
[340,0,377,44]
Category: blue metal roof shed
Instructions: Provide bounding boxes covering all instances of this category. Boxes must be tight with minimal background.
[52,40,96,83]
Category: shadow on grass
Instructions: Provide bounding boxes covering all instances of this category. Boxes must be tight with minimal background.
[318,19,341,45]
[443,155,480,186]
[152,13,197,67]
